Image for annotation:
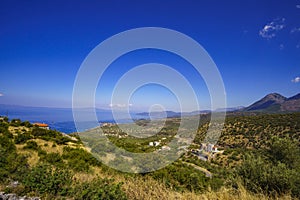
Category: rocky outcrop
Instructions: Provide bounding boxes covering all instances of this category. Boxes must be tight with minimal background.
[0,192,40,200]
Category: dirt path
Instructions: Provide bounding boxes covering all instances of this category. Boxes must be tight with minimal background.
[182,161,212,178]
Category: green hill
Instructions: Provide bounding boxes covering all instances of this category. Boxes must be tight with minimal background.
[0,114,300,199]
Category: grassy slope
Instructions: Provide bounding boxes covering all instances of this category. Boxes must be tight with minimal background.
[1,114,299,199]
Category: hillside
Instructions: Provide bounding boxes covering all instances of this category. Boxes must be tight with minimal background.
[244,93,300,112]
[0,114,300,199]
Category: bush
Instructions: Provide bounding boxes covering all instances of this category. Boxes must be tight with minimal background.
[20,121,32,128]
[62,147,100,172]
[31,128,48,137]
[14,133,32,144]
[40,152,63,166]
[54,135,71,145]
[23,164,72,197]
[268,137,300,169]
[10,119,21,127]
[72,178,127,200]
[23,141,39,150]
[151,162,210,193]
[0,135,28,183]
[237,152,300,197]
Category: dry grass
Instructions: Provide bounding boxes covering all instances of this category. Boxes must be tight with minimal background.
[11,131,295,200]
[72,167,292,200]
[8,126,30,135]
[16,143,39,166]
[15,144,294,200]
[201,185,293,200]
[122,178,293,200]
[15,139,64,166]
[36,139,64,154]
[73,167,105,183]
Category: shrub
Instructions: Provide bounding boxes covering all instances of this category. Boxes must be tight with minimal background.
[237,152,300,198]
[20,121,32,128]
[14,133,32,144]
[10,119,21,127]
[23,163,72,197]
[31,128,48,137]
[62,147,100,172]
[151,162,210,193]
[23,141,39,150]
[40,152,63,166]
[0,135,28,183]
[72,178,127,200]
[268,137,300,169]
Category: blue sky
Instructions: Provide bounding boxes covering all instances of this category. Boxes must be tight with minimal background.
[0,0,299,111]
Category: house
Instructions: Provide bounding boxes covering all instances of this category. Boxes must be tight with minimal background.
[101,122,114,127]
[207,143,214,152]
[33,123,49,130]
[149,141,160,147]
[161,146,171,151]
[153,141,160,146]
[200,143,219,153]
[212,146,218,152]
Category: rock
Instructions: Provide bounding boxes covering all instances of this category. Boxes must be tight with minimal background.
[0,192,8,200]
[0,192,40,200]
[6,193,17,200]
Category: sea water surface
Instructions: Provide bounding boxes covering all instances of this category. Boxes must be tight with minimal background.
[0,105,146,133]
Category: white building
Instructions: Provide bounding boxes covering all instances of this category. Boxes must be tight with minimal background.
[154,141,160,146]
[207,143,214,152]
[149,141,160,147]
[161,146,171,151]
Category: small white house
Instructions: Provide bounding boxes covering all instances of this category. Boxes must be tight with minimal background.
[149,141,160,146]
[154,141,160,146]
[161,146,171,151]
[207,143,214,152]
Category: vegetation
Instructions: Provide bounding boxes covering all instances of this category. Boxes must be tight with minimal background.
[0,113,299,199]
[237,137,300,197]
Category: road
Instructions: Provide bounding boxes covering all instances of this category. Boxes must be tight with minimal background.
[182,161,212,178]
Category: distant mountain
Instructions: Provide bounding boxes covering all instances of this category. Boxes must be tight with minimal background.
[281,93,300,112]
[136,109,215,118]
[136,111,181,118]
[244,93,300,112]
[215,106,245,112]
[287,93,300,100]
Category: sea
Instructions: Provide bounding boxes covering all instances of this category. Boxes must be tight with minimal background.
[0,105,146,134]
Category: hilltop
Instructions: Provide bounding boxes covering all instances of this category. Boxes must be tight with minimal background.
[244,93,300,112]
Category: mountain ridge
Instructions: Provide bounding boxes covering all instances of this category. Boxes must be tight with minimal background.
[244,93,300,112]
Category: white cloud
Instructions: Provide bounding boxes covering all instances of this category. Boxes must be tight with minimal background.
[291,27,300,33]
[296,5,300,8]
[259,18,285,39]
[279,44,284,50]
[0,93,3,97]
[292,77,300,83]
[109,103,133,108]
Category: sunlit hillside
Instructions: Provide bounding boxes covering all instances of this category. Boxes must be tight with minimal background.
[0,113,299,199]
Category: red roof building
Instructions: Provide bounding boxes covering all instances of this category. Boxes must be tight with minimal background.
[33,123,49,130]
